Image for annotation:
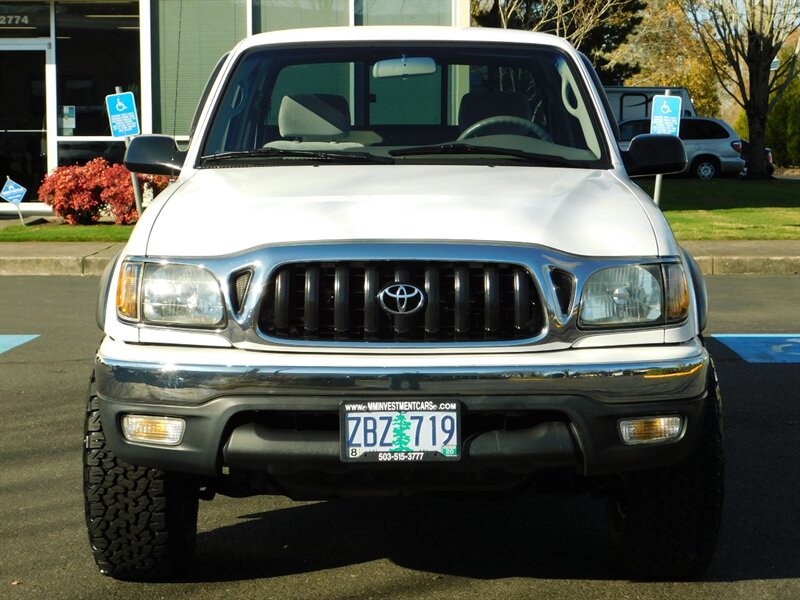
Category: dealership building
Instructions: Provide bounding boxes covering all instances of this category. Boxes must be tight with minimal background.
[0,0,469,197]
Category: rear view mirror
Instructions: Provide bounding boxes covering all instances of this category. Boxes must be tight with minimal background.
[372,56,436,79]
[622,134,686,177]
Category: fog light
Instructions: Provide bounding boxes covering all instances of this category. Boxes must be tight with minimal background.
[122,415,185,446]
[619,416,683,445]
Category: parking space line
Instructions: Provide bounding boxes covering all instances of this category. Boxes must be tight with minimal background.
[710,334,800,364]
[0,335,40,355]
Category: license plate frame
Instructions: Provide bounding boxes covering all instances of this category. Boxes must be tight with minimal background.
[340,400,461,463]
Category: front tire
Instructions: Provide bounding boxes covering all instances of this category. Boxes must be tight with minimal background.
[608,362,724,580]
[692,158,719,180]
[83,374,199,580]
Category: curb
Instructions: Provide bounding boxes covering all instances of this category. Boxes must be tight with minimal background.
[690,256,799,276]
[0,243,124,277]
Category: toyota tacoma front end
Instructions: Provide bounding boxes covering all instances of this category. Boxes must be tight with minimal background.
[84,26,723,581]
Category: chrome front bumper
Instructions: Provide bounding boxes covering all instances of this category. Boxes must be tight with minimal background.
[93,337,711,481]
[95,338,709,407]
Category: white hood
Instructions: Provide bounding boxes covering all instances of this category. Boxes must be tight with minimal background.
[141,165,660,258]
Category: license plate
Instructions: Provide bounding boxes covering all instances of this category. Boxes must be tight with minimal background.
[340,400,460,462]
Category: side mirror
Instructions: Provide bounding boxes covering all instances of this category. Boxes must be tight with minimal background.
[622,134,686,177]
[124,135,186,176]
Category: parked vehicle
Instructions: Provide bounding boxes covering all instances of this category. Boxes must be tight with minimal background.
[739,141,776,177]
[603,86,697,122]
[619,117,745,179]
[84,26,723,581]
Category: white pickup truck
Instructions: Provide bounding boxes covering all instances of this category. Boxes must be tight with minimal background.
[84,26,723,581]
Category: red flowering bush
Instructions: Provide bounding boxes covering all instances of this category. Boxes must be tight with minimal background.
[38,160,104,224]
[39,158,173,225]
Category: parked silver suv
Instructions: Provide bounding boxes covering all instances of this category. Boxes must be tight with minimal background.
[619,117,745,179]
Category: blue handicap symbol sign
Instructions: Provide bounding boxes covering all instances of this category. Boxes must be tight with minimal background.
[105,91,140,138]
[650,95,682,136]
[1,178,27,205]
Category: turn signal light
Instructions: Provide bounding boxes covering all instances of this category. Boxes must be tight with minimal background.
[116,262,141,321]
[122,415,185,446]
[619,416,683,445]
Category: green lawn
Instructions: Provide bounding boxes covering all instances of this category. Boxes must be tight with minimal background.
[0,222,133,242]
[1,177,797,242]
[637,177,799,240]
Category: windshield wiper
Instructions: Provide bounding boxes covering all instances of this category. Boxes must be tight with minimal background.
[200,147,393,165]
[390,143,574,167]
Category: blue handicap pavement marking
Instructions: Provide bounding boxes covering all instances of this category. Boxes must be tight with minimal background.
[711,334,800,364]
[1,178,27,205]
[0,335,39,355]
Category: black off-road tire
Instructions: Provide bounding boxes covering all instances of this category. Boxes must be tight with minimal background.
[608,362,724,580]
[83,375,199,580]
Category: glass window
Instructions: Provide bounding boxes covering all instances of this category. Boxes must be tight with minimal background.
[269,63,351,125]
[0,1,49,38]
[697,119,728,139]
[370,65,441,125]
[679,121,700,140]
[0,50,46,195]
[358,0,451,25]
[152,0,246,137]
[254,0,348,32]
[55,1,140,137]
[57,141,126,167]
[201,43,608,169]
[619,93,648,121]
[619,120,649,142]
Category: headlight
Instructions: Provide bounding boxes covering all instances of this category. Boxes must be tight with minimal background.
[116,261,225,328]
[579,263,689,328]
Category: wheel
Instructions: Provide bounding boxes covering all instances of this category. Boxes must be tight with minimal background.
[607,361,724,580]
[692,158,719,180]
[83,373,199,580]
[457,115,553,142]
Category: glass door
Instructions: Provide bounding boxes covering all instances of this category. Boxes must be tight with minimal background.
[0,41,48,197]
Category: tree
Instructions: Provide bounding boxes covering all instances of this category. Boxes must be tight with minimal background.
[471,0,645,83]
[683,0,800,177]
[608,0,722,116]
[765,38,800,166]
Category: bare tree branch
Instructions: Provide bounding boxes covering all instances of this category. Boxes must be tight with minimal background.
[682,0,800,176]
[473,0,636,48]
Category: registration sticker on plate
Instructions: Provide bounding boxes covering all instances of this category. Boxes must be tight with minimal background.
[340,400,460,462]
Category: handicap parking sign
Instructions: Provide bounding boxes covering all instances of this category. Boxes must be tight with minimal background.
[105,91,140,138]
[1,178,27,205]
[650,95,682,136]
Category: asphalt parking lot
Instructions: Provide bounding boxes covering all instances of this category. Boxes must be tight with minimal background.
[0,275,798,599]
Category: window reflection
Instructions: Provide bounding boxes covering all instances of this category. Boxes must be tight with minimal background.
[55,1,140,136]
[58,142,126,167]
[0,1,49,37]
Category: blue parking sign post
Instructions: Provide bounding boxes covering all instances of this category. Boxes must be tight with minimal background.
[1,177,28,225]
[650,95,682,136]
[106,88,143,215]
[650,92,682,207]
[105,91,140,138]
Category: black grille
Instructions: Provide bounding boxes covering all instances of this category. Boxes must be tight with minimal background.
[230,269,252,314]
[258,261,544,342]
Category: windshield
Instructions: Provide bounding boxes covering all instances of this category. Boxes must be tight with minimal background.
[201,43,609,168]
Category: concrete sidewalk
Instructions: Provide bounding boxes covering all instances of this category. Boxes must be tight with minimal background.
[0,240,798,276]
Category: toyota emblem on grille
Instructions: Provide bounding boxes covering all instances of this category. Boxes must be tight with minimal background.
[378,283,426,315]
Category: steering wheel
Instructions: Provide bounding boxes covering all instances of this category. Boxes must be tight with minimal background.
[457,115,553,142]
